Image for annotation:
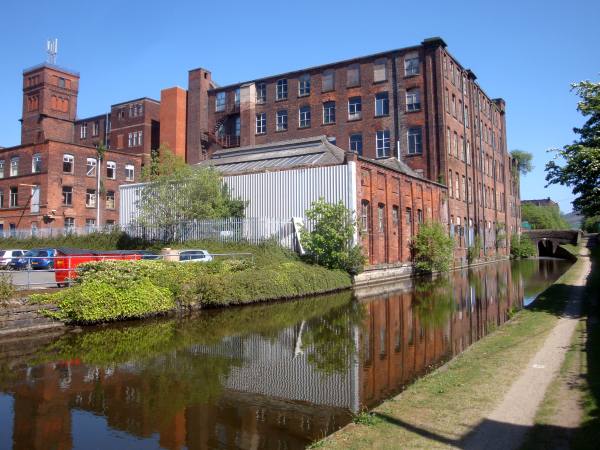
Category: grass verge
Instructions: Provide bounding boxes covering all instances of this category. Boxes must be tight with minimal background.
[316,254,589,449]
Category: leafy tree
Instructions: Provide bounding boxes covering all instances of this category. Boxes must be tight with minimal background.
[411,222,455,273]
[546,80,600,218]
[135,147,245,239]
[510,149,534,175]
[300,198,365,275]
[510,234,536,259]
[521,204,570,229]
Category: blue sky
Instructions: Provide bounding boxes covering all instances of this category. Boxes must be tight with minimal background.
[1,0,597,213]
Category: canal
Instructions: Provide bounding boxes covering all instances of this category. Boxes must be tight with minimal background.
[0,258,571,450]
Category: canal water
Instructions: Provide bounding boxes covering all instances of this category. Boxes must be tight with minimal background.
[0,258,571,450]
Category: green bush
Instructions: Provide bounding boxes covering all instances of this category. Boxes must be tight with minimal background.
[0,274,16,306]
[300,198,365,275]
[583,215,600,233]
[467,236,482,264]
[521,204,570,230]
[411,222,455,273]
[510,234,537,258]
[34,278,173,323]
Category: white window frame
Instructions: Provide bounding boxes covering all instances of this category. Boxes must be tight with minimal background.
[0,160,4,179]
[299,106,311,128]
[298,74,310,97]
[125,164,135,181]
[106,161,116,179]
[256,113,266,134]
[407,127,423,155]
[406,89,420,112]
[256,83,266,104]
[86,189,97,208]
[92,121,99,137]
[276,79,288,100]
[349,133,363,155]
[276,110,288,132]
[215,92,226,112]
[348,97,362,120]
[86,157,97,177]
[375,92,389,117]
[80,123,87,139]
[234,88,240,106]
[32,153,42,173]
[404,54,420,76]
[376,130,390,158]
[106,191,115,209]
[373,58,387,82]
[10,157,19,177]
[323,101,336,124]
[63,154,74,173]
[9,187,18,207]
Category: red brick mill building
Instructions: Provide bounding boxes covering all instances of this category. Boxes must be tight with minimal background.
[1,37,520,265]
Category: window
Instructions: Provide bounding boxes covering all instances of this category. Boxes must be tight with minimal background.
[406,89,420,111]
[106,191,115,209]
[404,54,420,76]
[9,187,18,207]
[322,70,335,92]
[32,154,42,173]
[276,79,288,100]
[215,92,226,112]
[375,92,389,116]
[347,64,360,87]
[10,157,18,177]
[407,127,422,154]
[378,204,385,232]
[92,121,99,137]
[323,101,336,124]
[86,189,97,208]
[406,207,412,226]
[376,130,390,158]
[446,128,452,155]
[455,172,460,200]
[417,209,423,224]
[256,82,266,103]
[62,186,73,206]
[299,106,311,128]
[392,205,399,225]
[453,133,459,158]
[448,169,453,197]
[256,112,266,134]
[348,97,362,120]
[138,130,143,147]
[85,219,96,232]
[276,110,288,131]
[128,132,133,147]
[0,190,3,208]
[125,164,135,181]
[462,175,466,200]
[298,74,310,97]
[349,133,363,155]
[80,123,87,139]
[86,158,97,177]
[234,88,240,106]
[106,161,116,179]
[361,200,370,232]
[58,77,66,88]
[64,217,75,231]
[63,154,74,173]
[0,160,4,178]
[451,94,456,117]
[373,58,387,82]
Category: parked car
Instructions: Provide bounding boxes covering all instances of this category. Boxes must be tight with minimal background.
[29,248,58,270]
[178,250,213,263]
[0,250,26,269]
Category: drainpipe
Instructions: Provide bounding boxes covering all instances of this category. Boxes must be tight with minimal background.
[391,54,401,160]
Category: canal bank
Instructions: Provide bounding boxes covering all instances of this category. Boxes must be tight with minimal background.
[316,239,593,450]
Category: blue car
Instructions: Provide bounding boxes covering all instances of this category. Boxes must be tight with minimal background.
[9,249,56,270]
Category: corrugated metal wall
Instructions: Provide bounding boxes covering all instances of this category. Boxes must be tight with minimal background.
[120,164,356,226]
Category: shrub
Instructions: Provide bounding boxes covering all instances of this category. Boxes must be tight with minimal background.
[467,236,482,264]
[583,215,600,233]
[411,222,455,273]
[510,234,537,258]
[300,198,366,275]
[0,274,16,306]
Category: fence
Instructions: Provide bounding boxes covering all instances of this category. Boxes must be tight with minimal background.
[0,218,305,250]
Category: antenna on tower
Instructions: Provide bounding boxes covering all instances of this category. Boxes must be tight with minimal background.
[46,38,58,65]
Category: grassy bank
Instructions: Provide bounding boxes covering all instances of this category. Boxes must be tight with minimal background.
[30,243,352,323]
[315,252,589,449]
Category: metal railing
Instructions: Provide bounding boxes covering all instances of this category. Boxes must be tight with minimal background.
[1,251,254,290]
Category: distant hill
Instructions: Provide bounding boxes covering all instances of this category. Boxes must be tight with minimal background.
[563,211,583,229]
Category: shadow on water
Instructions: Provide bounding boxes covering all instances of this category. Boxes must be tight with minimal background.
[0,257,574,450]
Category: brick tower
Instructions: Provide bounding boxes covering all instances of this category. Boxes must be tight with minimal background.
[21,63,79,145]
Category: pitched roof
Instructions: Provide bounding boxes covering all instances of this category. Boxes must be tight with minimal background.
[196,136,347,174]
[362,156,420,178]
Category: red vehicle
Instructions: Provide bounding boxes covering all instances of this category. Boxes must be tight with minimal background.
[54,248,144,287]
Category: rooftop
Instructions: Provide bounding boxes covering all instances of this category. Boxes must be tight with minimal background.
[23,62,79,77]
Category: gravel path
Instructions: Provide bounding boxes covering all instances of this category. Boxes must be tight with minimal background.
[463,243,591,450]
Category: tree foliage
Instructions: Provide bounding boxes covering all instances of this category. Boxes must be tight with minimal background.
[546,80,600,218]
[411,222,455,273]
[135,147,246,235]
[521,204,570,230]
[510,149,534,175]
[510,234,536,259]
[300,198,365,275]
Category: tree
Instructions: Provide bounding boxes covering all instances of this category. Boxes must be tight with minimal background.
[545,80,600,218]
[300,198,365,275]
[521,204,570,230]
[411,222,455,273]
[135,147,245,239]
[510,150,534,175]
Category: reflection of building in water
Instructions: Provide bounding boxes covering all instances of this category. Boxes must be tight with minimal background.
[2,261,526,450]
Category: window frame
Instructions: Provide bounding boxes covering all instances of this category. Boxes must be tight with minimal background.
[215,92,226,112]
[62,186,73,206]
[298,74,311,97]
[255,82,266,104]
[406,89,421,112]
[376,130,391,158]
[348,97,362,121]
[407,127,423,155]
[106,161,116,179]
[375,92,389,117]
[86,157,97,177]
[85,189,97,208]
[276,79,288,101]
[255,112,267,134]
[125,164,135,182]
[32,153,42,173]
[63,154,74,174]
[276,110,288,132]
[349,133,363,155]
[322,101,336,125]
[299,105,311,128]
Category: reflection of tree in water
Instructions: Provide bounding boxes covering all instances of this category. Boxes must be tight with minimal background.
[413,276,456,330]
[301,300,366,375]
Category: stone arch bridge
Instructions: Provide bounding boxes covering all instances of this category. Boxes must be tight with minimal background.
[522,229,582,258]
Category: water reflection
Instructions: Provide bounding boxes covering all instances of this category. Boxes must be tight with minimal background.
[0,259,570,450]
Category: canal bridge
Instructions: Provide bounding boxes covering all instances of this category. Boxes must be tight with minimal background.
[522,229,582,257]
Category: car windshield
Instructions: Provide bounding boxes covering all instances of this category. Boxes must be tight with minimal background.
[25,251,37,257]
[36,250,50,257]
[180,251,206,261]
[0,251,5,257]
